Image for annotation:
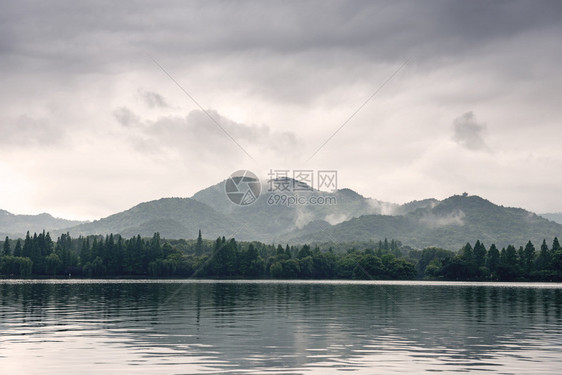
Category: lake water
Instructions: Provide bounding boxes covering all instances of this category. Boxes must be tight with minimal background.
[1,280,561,374]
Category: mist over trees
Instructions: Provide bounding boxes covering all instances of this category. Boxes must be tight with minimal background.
[1,231,561,281]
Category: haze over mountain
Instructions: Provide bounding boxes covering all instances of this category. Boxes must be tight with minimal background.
[191,178,396,241]
[540,213,562,225]
[2,179,561,251]
[291,194,562,250]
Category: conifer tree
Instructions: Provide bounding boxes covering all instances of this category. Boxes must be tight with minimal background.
[523,240,536,273]
[195,229,203,256]
[553,237,561,251]
[473,240,487,268]
[486,244,500,274]
[13,240,22,257]
[2,236,10,256]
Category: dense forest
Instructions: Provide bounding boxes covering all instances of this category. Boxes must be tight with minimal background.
[1,230,561,281]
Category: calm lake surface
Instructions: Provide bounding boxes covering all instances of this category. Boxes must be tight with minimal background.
[1,280,561,374]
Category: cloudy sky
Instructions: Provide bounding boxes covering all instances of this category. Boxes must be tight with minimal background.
[1,0,561,220]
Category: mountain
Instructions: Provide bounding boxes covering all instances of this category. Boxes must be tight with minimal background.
[0,209,84,238]
[191,178,392,242]
[540,213,562,225]
[290,194,562,250]
[53,198,257,240]
[3,181,561,251]
[192,181,561,248]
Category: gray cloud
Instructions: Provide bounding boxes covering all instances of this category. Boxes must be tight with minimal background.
[138,90,168,109]
[2,2,561,114]
[120,107,301,163]
[113,107,141,127]
[3,1,561,74]
[1,1,562,218]
[452,112,489,151]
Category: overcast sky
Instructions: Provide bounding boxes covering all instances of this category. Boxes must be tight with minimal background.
[1,0,561,220]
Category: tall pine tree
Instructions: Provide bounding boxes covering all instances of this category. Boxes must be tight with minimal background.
[553,237,561,251]
[13,240,22,257]
[486,244,500,274]
[2,236,10,256]
[473,240,487,268]
[195,230,203,256]
[537,239,551,270]
[523,240,536,273]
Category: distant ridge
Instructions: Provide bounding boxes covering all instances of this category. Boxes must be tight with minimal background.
[2,183,561,251]
[540,213,562,225]
[0,209,84,238]
[290,194,562,250]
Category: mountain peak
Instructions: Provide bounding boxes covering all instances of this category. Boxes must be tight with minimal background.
[441,194,494,206]
[267,177,313,191]
[336,188,364,199]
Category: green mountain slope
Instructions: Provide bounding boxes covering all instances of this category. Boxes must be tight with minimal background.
[191,178,391,241]
[291,195,562,250]
[4,183,561,252]
[54,198,255,240]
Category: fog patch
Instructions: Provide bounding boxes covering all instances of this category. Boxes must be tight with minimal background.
[419,210,466,228]
[524,211,539,222]
[294,207,315,229]
[324,213,350,225]
[367,199,398,215]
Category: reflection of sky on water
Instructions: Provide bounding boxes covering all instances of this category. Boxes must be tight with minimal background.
[1,280,561,374]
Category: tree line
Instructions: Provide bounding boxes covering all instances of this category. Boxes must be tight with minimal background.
[416,238,562,281]
[1,230,561,281]
[0,231,414,279]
